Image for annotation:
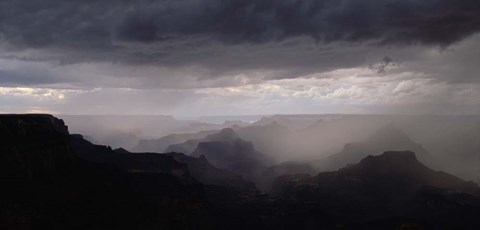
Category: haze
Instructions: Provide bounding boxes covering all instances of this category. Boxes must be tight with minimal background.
[2,0,480,184]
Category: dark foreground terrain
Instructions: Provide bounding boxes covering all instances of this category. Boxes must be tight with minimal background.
[1,114,480,229]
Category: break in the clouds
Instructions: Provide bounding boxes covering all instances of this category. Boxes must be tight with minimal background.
[0,0,480,115]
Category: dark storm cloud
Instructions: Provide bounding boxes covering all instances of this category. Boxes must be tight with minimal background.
[1,0,480,51]
[1,0,480,91]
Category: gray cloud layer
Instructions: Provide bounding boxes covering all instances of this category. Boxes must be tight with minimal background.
[2,0,480,50]
[1,0,480,115]
[1,0,480,76]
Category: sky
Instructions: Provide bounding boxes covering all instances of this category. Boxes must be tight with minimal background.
[1,0,480,116]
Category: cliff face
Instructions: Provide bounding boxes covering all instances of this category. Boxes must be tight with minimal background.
[0,114,74,179]
[272,151,480,228]
[165,152,256,191]
[0,114,69,135]
[163,128,241,155]
[70,134,196,184]
[191,138,271,181]
[0,114,209,230]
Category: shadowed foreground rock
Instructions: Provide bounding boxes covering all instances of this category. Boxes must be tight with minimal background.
[0,114,211,230]
[273,151,480,229]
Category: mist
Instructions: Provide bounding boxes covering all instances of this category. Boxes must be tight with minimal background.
[62,114,480,186]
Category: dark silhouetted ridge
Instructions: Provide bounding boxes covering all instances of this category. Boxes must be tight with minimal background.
[0,114,209,229]
[165,152,256,191]
[0,114,73,179]
[192,138,272,181]
[204,128,239,141]
[163,128,242,155]
[272,151,480,228]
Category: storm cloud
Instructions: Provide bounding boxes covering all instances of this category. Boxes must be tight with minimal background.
[0,0,480,115]
[1,0,480,50]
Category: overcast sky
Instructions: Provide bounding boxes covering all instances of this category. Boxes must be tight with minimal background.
[1,0,480,116]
